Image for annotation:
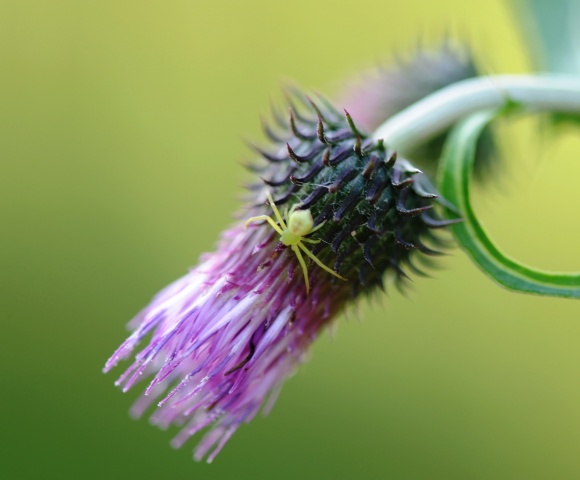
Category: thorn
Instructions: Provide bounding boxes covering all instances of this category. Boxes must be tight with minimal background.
[385,151,397,168]
[333,180,364,221]
[317,115,328,144]
[390,259,411,280]
[362,155,378,179]
[329,167,357,194]
[406,256,430,277]
[421,212,463,228]
[391,177,414,190]
[313,91,343,120]
[396,195,433,217]
[292,162,324,184]
[343,109,363,155]
[271,185,298,206]
[344,109,360,137]
[286,143,301,163]
[305,95,325,121]
[397,159,422,175]
[322,148,331,166]
[328,148,353,167]
[289,108,315,140]
[241,161,267,173]
[365,169,388,205]
[286,142,323,163]
[312,203,334,226]
[260,170,294,187]
[367,211,381,233]
[359,264,370,290]
[247,142,287,162]
[395,229,416,250]
[354,136,362,156]
[413,180,440,199]
[283,89,313,124]
[260,115,284,143]
[363,237,376,267]
[297,185,328,210]
[415,239,444,256]
[270,103,286,128]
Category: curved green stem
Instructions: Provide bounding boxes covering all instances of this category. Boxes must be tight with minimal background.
[373,74,580,150]
[438,110,580,298]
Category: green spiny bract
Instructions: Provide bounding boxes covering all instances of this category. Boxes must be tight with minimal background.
[248,91,458,297]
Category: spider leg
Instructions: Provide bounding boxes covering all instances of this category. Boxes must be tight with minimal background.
[297,241,347,281]
[301,238,321,244]
[265,190,287,229]
[291,244,310,294]
[244,215,284,236]
[309,219,326,234]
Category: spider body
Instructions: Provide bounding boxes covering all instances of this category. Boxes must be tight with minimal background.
[244,191,347,294]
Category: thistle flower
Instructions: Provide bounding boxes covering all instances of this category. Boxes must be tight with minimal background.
[104,91,456,462]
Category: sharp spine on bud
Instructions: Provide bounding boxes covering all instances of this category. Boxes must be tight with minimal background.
[283,89,315,124]
[289,109,316,140]
[415,239,444,256]
[333,177,364,222]
[391,176,415,190]
[261,116,285,142]
[249,143,287,163]
[344,109,362,138]
[317,116,329,144]
[396,195,433,217]
[291,162,324,185]
[327,148,354,167]
[261,171,294,187]
[421,212,462,228]
[354,136,362,157]
[271,103,287,128]
[298,185,329,210]
[395,228,417,250]
[365,169,389,204]
[322,148,331,166]
[329,167,358,193]
[362,155,379,179]
[306,96,326,122]
[363,237,377,267]
[385,151,397,168]
[286,142,323,163]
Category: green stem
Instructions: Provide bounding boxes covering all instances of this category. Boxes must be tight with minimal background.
[372,74,580,149]
[438,110,580,298]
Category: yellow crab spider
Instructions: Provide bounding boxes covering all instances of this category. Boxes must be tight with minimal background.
[244,190,347,294]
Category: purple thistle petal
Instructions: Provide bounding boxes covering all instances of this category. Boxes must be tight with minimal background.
[105,222,351,461]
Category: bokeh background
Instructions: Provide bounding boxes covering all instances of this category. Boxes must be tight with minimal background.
[2,1,580,479]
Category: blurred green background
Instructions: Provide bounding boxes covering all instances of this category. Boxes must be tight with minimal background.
[2,1,580,479]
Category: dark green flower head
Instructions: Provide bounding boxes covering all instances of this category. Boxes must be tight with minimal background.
[248,91,458,297]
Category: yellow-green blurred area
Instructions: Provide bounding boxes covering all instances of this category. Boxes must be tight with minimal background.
[2,1,580,479]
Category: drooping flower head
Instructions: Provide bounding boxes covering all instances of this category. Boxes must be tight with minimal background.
[104,90,455,462]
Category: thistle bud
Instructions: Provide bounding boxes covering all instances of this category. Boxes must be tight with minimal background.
[252,92,454,295]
